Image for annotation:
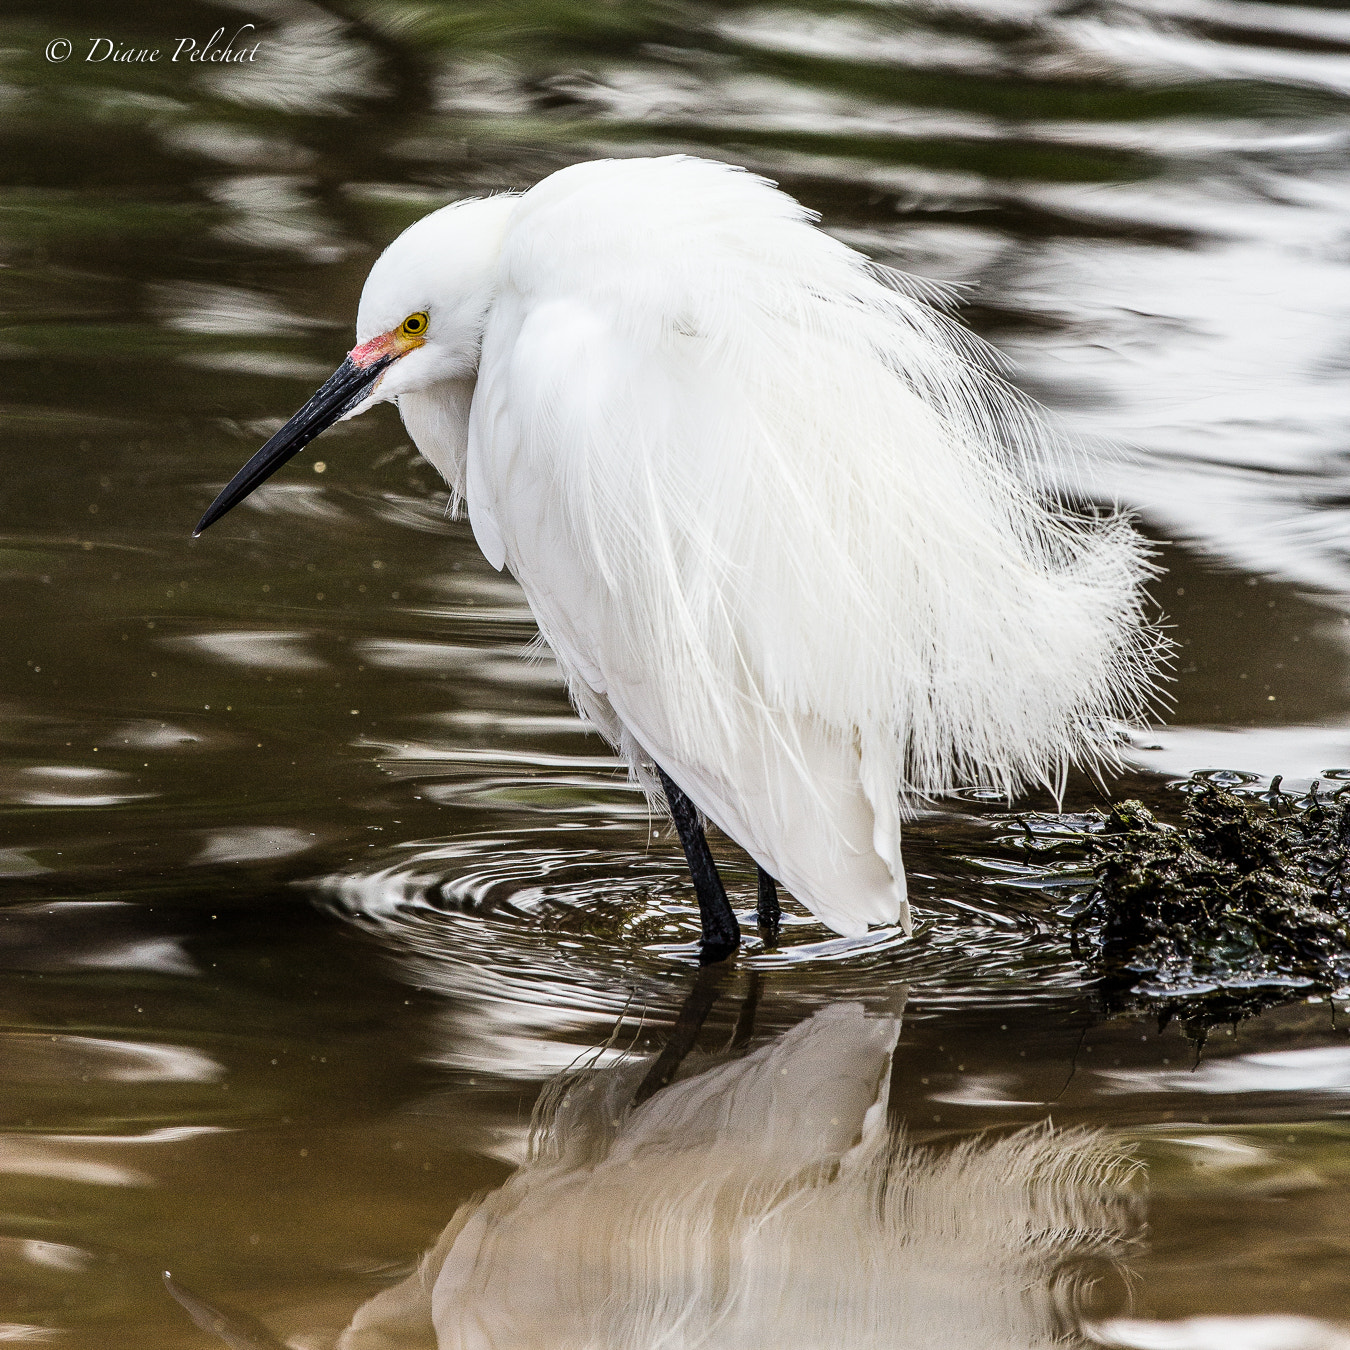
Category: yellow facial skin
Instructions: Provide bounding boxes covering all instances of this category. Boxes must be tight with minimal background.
[350,312,429,369]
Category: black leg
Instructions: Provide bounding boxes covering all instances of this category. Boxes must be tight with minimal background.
[756,867,781,946]
[633,963,730,1104]
[657,766,740,964]
[730,970,762,1048]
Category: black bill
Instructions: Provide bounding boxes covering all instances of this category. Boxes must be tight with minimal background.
[194,352,394,536]
[162,1270,289,1349]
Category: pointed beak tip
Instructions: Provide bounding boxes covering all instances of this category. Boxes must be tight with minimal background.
[191,350,393,537]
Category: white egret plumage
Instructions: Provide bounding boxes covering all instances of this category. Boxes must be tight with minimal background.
[196,155,1163,960]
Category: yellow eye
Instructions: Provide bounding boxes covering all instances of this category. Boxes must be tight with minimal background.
[401,311,428,338]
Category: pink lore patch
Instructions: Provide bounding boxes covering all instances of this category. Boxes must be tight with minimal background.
[350,329,411,368]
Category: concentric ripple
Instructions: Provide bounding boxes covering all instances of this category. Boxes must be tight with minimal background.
[308,805,1109,1082]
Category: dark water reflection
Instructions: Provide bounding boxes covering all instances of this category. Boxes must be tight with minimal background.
[5,0,1350,1343]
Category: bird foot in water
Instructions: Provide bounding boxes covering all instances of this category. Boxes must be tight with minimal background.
[698,932,740,965]
[756,867,781,947]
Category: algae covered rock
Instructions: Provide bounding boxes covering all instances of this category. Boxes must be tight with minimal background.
[1075,781,1350,1030]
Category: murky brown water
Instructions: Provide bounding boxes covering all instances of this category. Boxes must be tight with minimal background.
[5,0,1350,1345]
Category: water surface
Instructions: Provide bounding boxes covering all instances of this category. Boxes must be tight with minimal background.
[4,0,1350,1343]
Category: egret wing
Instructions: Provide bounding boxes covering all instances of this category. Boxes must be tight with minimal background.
[468,289,907,936]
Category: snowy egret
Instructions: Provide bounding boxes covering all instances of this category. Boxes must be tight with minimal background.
[196,155,1161,961]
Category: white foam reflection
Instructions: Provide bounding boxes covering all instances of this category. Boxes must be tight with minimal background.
[355,638,559,686]
[234,481,350,523]
[0,1141,148,1189]
[933,1072,1051,1108]
[1009,168,1350,597]
[1092,1316,1350,1350]
[1102,1046,1350,1097]
[193,826,316,864]
[1122,723,1350,791]
[356,725,644,819]
[718,9,1004,72]
[0,1238,90,1273]
[2,1033,223,1084]
[151,281,329,336]
[108,720,204,751]
[180,350,334,381]
[1156,1134,1273,1170]
[160,119,316,170]
[204,17,384,114]
[1064,17,1350,92]
[341,1005,1138,1350]
[0,1126,226,1190]
[208,173,350,263]
[72,938,200,976]
[0,850,48,877]
[162,629,327,672]
[0,765,152,808]
[1124,0,1350,44]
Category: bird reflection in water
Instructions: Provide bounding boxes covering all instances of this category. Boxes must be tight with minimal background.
[334,990,1139,1350]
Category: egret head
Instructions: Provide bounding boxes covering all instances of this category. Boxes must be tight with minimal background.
[193,194,517,536]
